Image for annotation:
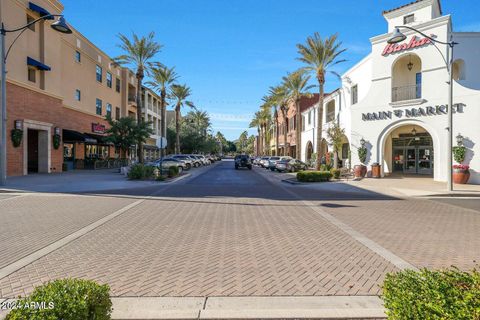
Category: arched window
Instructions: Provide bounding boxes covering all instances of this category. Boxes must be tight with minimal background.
[391,53,422,102]
[452,59,466,81]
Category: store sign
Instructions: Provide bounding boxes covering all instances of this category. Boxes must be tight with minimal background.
[91,123,106,134]
[382,36,432,56]
[362,103,465,121]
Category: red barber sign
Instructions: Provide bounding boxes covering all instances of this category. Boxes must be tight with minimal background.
[382,36,432,56]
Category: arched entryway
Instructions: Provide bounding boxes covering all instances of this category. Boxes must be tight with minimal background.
[380,122,436,176]
[305,141,313,161]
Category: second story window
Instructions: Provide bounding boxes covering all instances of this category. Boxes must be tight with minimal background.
[106,72,112,88]
[106,103,112,117]
[351,85,358,105]
[96,98,102,115]
[75,89,81,101]
[115,78,121,92]
[115,107,120,120]
[28,67,36,83]
[96,65,102,82]
[75,51,81,63]
[404,14,415,24]
[26,15,35,31]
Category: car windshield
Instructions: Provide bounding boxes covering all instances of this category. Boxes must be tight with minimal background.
[270,157,280,160]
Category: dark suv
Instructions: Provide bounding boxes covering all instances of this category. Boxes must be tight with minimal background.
[234,155,252,170]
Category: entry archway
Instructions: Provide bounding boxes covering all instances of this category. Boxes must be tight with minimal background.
[378,120,439,178]
[305,141,313,161]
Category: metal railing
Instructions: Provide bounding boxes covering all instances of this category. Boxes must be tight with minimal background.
[392,84,421,102]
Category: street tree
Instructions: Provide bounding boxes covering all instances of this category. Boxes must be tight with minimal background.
[297,33,346,170]
[326,119,346,169]
[147,65,179,157]
[105,116,154,160]
[170,84,195,154]
[115,32,162,163]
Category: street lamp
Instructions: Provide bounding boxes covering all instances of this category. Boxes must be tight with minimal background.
[387,25,458,192]
[0,14,72,186]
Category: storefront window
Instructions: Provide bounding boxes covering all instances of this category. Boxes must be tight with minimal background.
[86,144,109,159]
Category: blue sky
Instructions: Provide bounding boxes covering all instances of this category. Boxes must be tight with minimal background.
[63,0,480,140]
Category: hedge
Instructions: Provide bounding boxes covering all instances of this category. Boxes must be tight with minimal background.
[6,278,112,320]
[382,268,480,319]
[127,164,155,180]
[297,171,332,182]
[168,165,179,178]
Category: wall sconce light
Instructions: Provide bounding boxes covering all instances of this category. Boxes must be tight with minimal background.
[407,55,413,71]
[54,127,61,135]
[14,120,23,130]
[411,127,417,136]
[360,138,366,146]
[456,133,464,146]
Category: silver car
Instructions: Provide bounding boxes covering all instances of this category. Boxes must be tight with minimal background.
[170,155,195,169]
[259,157,270,168]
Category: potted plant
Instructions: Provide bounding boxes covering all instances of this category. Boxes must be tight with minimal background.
[354,138,368,178]
[452,136,469,184]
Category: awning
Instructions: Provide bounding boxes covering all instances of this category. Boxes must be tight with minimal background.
[28,2,54,19]
[144,144,159,150]
[63,129,97,143]
[27,57,51,71]
[84,133,112,145]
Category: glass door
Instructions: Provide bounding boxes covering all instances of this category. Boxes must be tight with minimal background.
[418,147,433,175]
[392,148,404,172]
[405,148,417,174]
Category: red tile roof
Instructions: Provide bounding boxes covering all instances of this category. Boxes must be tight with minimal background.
[383,0,442,15]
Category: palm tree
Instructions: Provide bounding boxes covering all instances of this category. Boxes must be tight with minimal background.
[282,71,315,160]
[116,32,162,163]
[147,65,179,157]
[190,110,211,137]
[267,85,289,156]
[258,105,272,155]
[297,32,346,170]
[249,112,262,155]
[170,84,195,154]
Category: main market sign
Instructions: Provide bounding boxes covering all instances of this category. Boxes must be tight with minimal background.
[382,36,432,56]
[362,103,466,121]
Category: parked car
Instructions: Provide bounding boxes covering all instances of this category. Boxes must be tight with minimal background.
[276,158,308,172]
[259,157,271,168]
[170,155,195,169]
[234,154,252,170]
[252,157,262,165]
[195,155,211,165]
[268,156,292,171]
[146,158,184,173]
[187,155,206,167]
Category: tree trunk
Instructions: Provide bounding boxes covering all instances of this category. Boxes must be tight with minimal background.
[295,100,301,160]
[334,151,338,169]
[136,70,144,163]
[263,124,268,155]
[175,105,180,154]
[283,112,288,157]
[275,115,279,156]
[316,78,325,171]
[160,89,167,158]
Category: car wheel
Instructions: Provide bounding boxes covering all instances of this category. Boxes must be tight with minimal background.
[186,164,191,170]
[248,166,252,170]
[178,166,183,174]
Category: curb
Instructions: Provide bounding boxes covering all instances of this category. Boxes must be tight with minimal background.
[109,296,386,320]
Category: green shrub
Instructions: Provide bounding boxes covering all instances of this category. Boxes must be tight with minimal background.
[127,164,154,180]
[168,166,179,178]
[382,268,480,320]
[320,164,332,171]
[297,171,332,182]
[330,168,341,179]
[6,278,112,320]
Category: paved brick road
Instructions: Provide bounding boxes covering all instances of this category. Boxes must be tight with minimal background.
[0,161,478,298]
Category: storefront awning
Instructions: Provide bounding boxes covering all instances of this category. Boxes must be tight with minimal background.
[28,2,54,19]
[84,133,112,145]
[63,129,97,143]
[27,57,51,71]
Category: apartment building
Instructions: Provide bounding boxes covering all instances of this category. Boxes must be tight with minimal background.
[1,0,143,175]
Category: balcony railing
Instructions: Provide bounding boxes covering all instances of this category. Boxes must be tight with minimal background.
[128,95,136,103]
[392,84,421,102]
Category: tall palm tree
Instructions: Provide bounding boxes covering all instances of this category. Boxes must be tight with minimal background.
[170,84,194,154]
[282,71,315,160]
[190,110,211,136]
[249,111,262,155]
[273,108,279,156]
[258,105,272,155]
[297,33,346,170]
[147,65,179,157]
[116,32,162,163]
[268,85,289,156]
